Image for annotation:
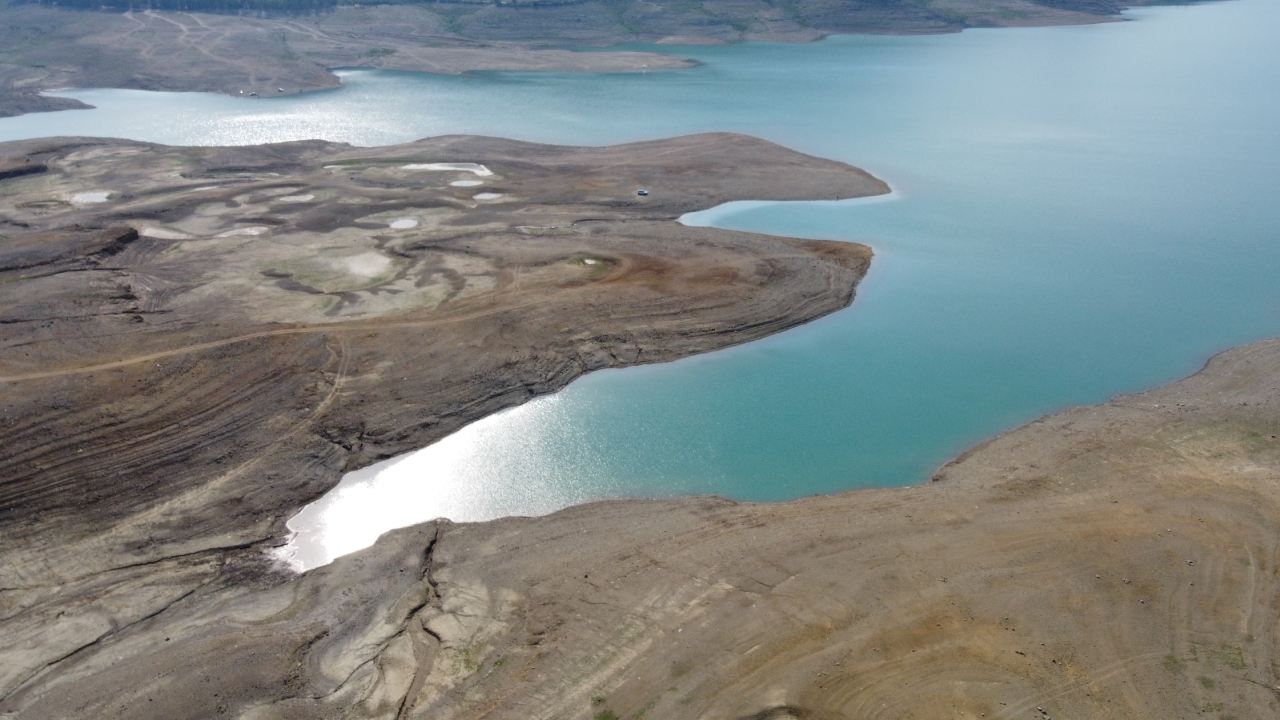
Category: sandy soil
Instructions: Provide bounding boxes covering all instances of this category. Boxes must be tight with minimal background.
[0,0,1147,117]
[0,132,888,718]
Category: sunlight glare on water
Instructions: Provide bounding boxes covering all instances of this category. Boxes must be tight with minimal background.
[283,397,602,569]
[7,1,1278,570]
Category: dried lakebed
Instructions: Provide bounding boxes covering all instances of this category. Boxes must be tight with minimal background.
[0,1,1142,118]
[0,132,887,717]
[0,137,1276,719]
[0,3,1277,716]
[9,1,1279,543]
[2,144,1277,715]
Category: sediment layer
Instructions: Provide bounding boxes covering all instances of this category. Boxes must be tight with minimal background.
[0,0,1162,117]
[2,131,1274,719]
[0,132,885,718]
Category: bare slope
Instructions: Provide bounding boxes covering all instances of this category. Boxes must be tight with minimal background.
[0,132,885,717]
[4,261,1278,717]
[0,0,1168,117]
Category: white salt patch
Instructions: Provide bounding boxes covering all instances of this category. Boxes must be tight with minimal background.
[450,180,483,188]
[216,226,268,237]
[70,191,110,204]
[141,227,192,240]
[389,217,419,230]
[473,192,503,201]
[583,258,600,265]
[343,252,392,278]
[277,194,315,203]
[401,162,494,177]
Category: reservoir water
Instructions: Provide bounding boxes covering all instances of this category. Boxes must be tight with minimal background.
[5,0,1277,569]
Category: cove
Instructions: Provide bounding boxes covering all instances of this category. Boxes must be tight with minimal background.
[5,0,1277,571]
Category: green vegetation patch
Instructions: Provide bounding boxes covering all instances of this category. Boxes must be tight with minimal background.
[572,253,617,278]
[1206,644,1247,671]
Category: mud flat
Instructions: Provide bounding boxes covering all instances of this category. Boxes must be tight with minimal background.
[0,132,884,717]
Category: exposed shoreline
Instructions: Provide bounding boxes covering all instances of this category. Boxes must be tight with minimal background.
[0,132,891,716]
[279,186,902,571]
[4,220,1276,715]
[0,0,1170,119]
[0,132,1275,716]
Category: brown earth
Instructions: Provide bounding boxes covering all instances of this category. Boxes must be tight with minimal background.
[0,132,887,717]
[0,135,1275,720]
[3,192,1278,717]
[0,0,1165,117]
[255,337,1279,720]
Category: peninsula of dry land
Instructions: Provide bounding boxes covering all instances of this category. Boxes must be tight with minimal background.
[0,132,887,717]
[0,132,1276,718]
[0,0,1174,117]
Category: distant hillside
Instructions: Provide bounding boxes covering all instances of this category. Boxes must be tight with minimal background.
[0,0,1183,119]
[14,0,1134,33]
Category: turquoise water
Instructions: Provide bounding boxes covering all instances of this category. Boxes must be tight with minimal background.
[5,0,1278,567]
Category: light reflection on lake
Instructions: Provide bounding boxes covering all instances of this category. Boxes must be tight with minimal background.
[6,1,1277,571]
